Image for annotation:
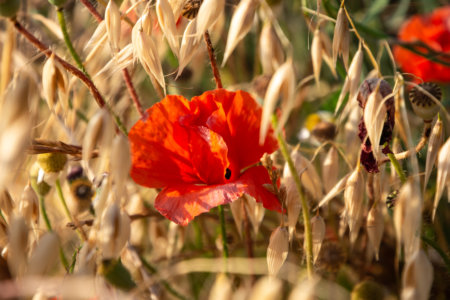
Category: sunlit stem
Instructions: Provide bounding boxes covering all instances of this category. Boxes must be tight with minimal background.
[272,116,313,278]
[218,205,229,259]
[387,152,407,184]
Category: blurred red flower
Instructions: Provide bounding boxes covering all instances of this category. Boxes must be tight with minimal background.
[393,6,450,82]
[129,89,280,225]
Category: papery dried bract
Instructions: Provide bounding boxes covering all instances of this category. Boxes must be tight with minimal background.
[0,189,14,223]
[42,54,68,113]
[196,0,225,35]
[177,19,203,78]
[343,168,364,244]
[310,215,325,263]
[110,133,131,198]
[322,146,339,193]
[433,137,450,221]
[401,250,433,300]
[157,0,180,57]
[249,276,282,300]
[27,232,59,276]
[366,204,384,260]
[105,0,121,53]
[267,226,289,276]
[424,120,443,192]
[317,173,349,209]
[259,21,284,74]
[260,60,295,144]
[222,0,258,66]
[363,87,386,160]
[332,7,350,69]
[7,216,28,277]
[311,28,323,85]
[99,203,131,259]
[19,183,39,225]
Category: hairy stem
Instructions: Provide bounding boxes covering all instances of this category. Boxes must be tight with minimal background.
[204,31,223,89]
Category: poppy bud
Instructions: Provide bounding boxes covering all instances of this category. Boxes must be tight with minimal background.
[0,0,20,18]
[37,152,67,173]
[409,82,442,122]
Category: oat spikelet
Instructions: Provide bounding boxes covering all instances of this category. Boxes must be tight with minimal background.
[343,168,365,244]
[177,18,203,78]
[99,203,131,259]
[42,54,69,113]
[363,85,386,160]
[322,146,339,193]
[229,196,244,237]
[249,276,282,300]
[259,21,284,74]
[110,133,131,199]
[311,27,323,85]
[0,189,14,223]
[222,0,258,66]
[195,0,225,35]
[260,59,295,144]
[19,183,39,225]
[157,0,180,58]
[317,173,349,209]
[267,226,289,276]
[208,273,232,300]
[332,7,350,69]
[7,216,29,277]
[243,194,265,235]
[401,250,433,300]
[424,119,443,192]
[105,0,121,53]
[432,137,450,221]
[27,232,59,276]
[310,215,325,263]
[366,204,384,260]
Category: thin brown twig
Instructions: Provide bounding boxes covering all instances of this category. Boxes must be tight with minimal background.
[204,31,223,89]
[11,18,106,108]
[79,0,103,22]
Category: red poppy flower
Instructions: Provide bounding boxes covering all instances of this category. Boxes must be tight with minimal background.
[393,6,450,82]
[129,89,281,225]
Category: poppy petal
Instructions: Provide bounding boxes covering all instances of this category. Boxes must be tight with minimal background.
[155,166,280,225]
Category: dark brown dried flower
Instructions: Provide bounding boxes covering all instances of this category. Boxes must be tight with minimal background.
[409,82,442,121]
[182,0,203,19]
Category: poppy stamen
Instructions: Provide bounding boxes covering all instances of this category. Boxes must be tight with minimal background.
[225,168,232,180]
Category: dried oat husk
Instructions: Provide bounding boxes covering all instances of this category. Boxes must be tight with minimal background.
[222,0,258,66]
[267,226,289,276]
[424,119,443,192]
[243,194,265,235]
[343,168,365,245]
[42,54,69,114]
[157,0,180,58]
[105,0,121,53]
[0,189,14,224]
[401,250,433,300]
[432,137,450,221]
[177,18,203,78]
[322,146,339,193]
[317,173,349,209]
[310,215,326,263]
[311,27,323,86]
[259,21,284,75]
[332,7,350,69]
[110,133,131,199]
[208,273,232,300]
[249,276,282,300]
[363,85,387,161]
[7,216,29,277]
[99,203,131,259]
[26,232,59,276]
[195,0,225,35]
[19,183,39,225]
[366,203,384,261]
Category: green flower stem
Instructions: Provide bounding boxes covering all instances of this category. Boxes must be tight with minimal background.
[39,194,70,271]
[55,178,72,221]
[218,205,229,259]
[272,117,313,278]
[56,8,89,77]
[387,152,407,184]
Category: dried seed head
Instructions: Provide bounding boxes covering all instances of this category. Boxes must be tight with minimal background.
[132,16,166,94]
[37,152,67,173]
[260,59,295,144]
[7,216,29,277]
[222,0,258,66]
[105,0,122,53]
[249,276,282,300]
[177,18,203,78]
[259,21,284,75]
[311,28,323,85]
[433,137,450,221]
[267,226,289,276]
[401,250,433,300]
[157,0,180,58]
[195,0,225,35]
[343,168,365,244]
[322,146,339,193]
[310,215,326,263]
[409,82,442,122]
[182,0,203,19]
[42,54,68,113]
[366,204,384,260]
[27,232,59,276]
[311,121,337,142]
[332,7,350,69]
[19,183,39,225]
[99,203,131,259]
[424,119,443,191]
[363,85,387,160]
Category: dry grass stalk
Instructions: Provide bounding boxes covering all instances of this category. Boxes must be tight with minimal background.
[366,203,384,260]
[401,250,433,300]
[222,0,258,66]
[343,168,365,244]
[157,0,180,58]
[432,137,450,221]
[195,0,225,36]
[105,0,122,54]
[259,21,284,75]
[310,215,325,263]
[267,226,289,276]
[322,146,339,193]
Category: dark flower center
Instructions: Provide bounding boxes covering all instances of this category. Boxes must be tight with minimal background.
[225,168,232,180]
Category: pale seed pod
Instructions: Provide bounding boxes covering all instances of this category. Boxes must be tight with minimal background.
[27,232,59,276]
[249,276,282,300]
[310,215,325,263]
[432,137,450,221]
[322,146,339,193]
[105,0,121,53]
[157,0,180,58]
[208,273,232,300]
[366,204,384,261]
[259,21,284,75]
[222,0,258,66]
[401,250,433,300]
[19,183,39,225]
[229,197,244,237]
[243,194,265,235]
[99,203,131,259]
[7,216,29,277]
[195,0,225,35]
[363,85,387,160]
[284,177,301,239]
[0,189,14,223]
[177,18,203,78]
[343,168,365,244]
[267,226,289,276]
[42,54,68,113]
[424,119,443,192]
[132,16,166,94]
[311,27,323,85]
[332,7,350,69]
[110,133,131,199]
[260,59,295,144]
